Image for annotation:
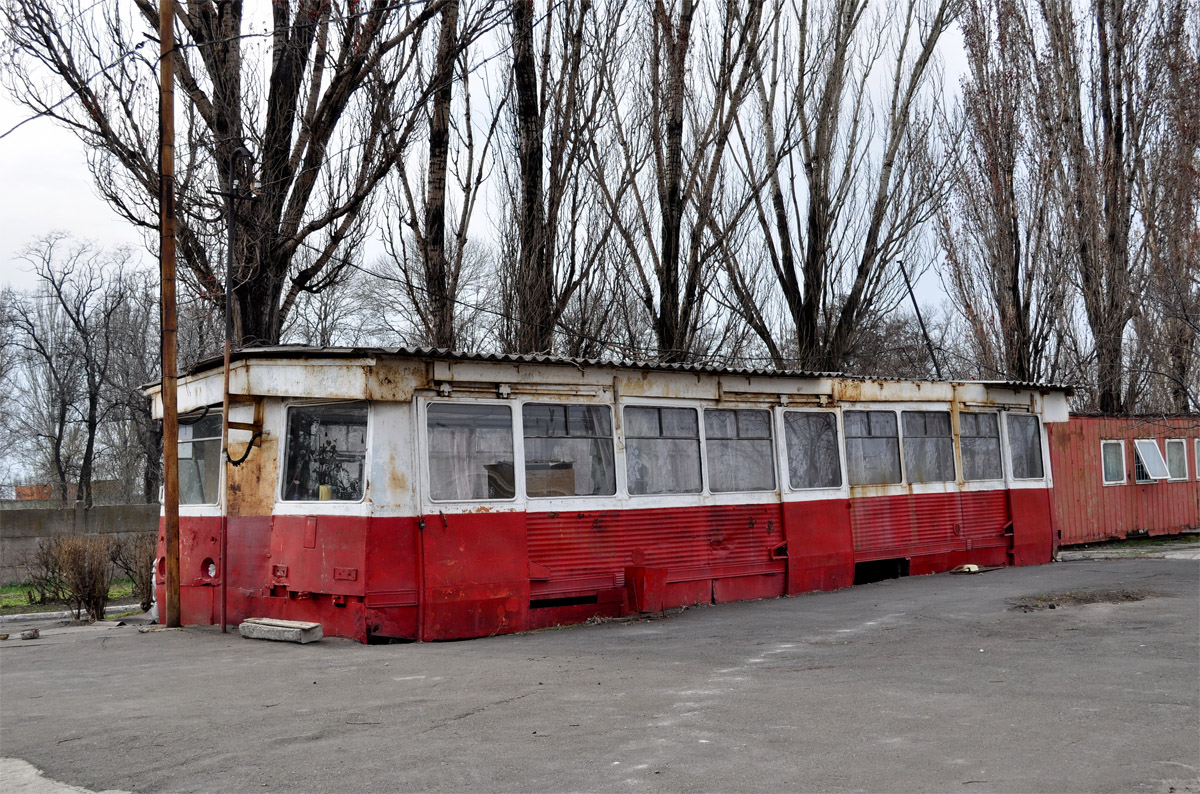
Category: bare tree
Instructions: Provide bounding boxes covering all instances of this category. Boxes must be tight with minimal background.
[1033,0,1158,411]
[382,0,506,350]
[3,0,446,346]
[588,0,764,363]
[1130,0,1199,412]
[9,234,129,507]
[490,0,627,355]
[937,0,1071,383]
[281,257,370,348]
[724,0,956,372]
[97,266,162,503]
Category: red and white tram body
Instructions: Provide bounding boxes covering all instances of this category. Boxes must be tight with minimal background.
[148,348,1070,642]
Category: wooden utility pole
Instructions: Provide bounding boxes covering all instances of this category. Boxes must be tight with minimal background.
[159,0,181,628]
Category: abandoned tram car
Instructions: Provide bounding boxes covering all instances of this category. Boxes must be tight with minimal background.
[150,347,1070,642]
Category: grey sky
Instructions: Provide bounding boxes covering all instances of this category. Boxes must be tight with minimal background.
[1,16,968,307]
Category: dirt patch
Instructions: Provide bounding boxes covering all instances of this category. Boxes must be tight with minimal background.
[1009,589,1155,611]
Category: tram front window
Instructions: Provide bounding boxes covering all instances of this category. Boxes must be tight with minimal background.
[179,410,222,505]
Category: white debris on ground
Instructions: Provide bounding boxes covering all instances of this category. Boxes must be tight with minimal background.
[0,758,129,794]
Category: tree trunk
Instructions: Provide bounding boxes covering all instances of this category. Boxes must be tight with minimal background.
[424,1,460,349]
[512,0,552,353]
[653,0,694,362]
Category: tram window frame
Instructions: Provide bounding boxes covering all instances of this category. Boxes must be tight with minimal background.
[960,412,1003,482]
[901,410,955,483]
[1164,438,1187,481]
[703,408,776,493]
[1196,439,1200,480]
[522,403,617,498]
[624,405,702,496]
[844,410,903,486]
[1006,414,1045,480]
[1100,440,1126,485]
[280,401,370,503]
[179,408,223,505]
[425,402,517,502]
[783,410,843,490]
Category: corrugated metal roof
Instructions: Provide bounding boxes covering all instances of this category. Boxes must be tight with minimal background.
[187,344,841,379]
[185,344,1074,392]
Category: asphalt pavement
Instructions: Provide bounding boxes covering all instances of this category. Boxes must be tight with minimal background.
[1,557,1197,794]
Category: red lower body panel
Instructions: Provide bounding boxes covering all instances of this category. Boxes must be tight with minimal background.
[158,487,1054,642]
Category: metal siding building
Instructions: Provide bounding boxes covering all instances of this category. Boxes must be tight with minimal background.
[1048,416,1200,546]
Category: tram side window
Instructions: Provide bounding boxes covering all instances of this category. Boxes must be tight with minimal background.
[283,402,368,501]
[427,403,515,500]
[902,410,955,483]
[704,409,775,492]
[522,404,616,497]
[1007,414,1044,479]
[625,406,702,495]
[179,410,222,504]
[784,411,842,489]
[844,410,902,485]
[960,412,1003,481]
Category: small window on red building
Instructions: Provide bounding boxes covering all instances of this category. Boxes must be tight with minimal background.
[1165,439,1187,481]
[1132,439,1169,483]
[1101,440,1125,485]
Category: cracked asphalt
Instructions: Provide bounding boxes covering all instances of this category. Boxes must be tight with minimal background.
[1,557,1197,794]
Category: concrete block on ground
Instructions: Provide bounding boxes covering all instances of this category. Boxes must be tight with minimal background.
[238,618,322,644]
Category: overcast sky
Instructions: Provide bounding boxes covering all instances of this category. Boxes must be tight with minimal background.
[0,92,150,291]
[0,17,967,307]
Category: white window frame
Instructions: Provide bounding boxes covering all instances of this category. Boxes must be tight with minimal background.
[702,407,777,494]
[1100,439,1126,486]
[1196,439,1200,481]
[277,399,371,505]
[521,401,618,500]
[958,411,1005,484]
[421,398,519,505]
[1132,438,1170,483]
[900,409,957,484]
[781,408,846,493]
[178,406,224,508]
[1164,438,1188,481]
[622,403,704,498]
[1004,413,1046,482]
[843,407,905,487]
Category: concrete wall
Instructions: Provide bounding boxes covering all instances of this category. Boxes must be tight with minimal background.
[0,504,159,585]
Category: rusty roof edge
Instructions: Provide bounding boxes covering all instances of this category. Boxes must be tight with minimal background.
[177,345,1075,392]
[183,344,843,380]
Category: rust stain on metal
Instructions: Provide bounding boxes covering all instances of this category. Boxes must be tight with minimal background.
[835,380,861,403]
[365,361,427,402]
[386,464,409,496]
[226,433,279,517]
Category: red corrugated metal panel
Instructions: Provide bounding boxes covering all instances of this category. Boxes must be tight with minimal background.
[851,491,1009,560]
[1049,417,1200,546]
[959,490,1011,546]
[526,503,785,598]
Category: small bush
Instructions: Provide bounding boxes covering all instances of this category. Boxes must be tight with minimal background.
[54,535,116,621]
[111,532,157,611]
[21,538,73,611]
[23,535,117,621]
